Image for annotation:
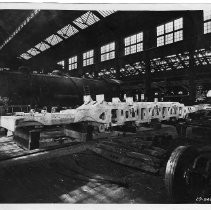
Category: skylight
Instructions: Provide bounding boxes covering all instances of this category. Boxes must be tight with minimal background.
[97,10,116,17]
[20,53,32,60]
[57,60,65,69]
[27,48,40,56]
[34,42,50,51]
[45,34,63,46]
[18,10,117,60]
[73,11,100,29]
[57,24,79,39]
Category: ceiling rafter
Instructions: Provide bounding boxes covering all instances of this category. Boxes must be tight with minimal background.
[0,10,40,51]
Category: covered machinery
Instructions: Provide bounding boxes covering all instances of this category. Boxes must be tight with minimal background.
[0,70,120,107]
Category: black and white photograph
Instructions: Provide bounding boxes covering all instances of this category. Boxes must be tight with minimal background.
[0,1,210,206]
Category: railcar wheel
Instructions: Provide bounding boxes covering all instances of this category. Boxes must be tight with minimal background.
[98,124,105,133]
[165,145,199,203]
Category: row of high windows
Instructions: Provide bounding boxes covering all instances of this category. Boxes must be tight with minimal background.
[57,11,211,70]
[57,31,144,70]
[157,17,183,47]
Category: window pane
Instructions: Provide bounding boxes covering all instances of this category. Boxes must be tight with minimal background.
[83,50,94,66]
[27,48,40,56]
[101,54,104,62]
[157,25,164,36]
[45,34,62,46]
[157,17,183,47]
[68,55,77,70]
[125,47,130,55]
[204,21,211,34]
[125,37,130,46]
[73,11,100,29]
[124,32,143,55]
[104,45,107,52]
[110,42,115,51]
[131,45,136,54]
[174,30,183,42]
[165,33,173,44]
[165,21,173,33]
[137,32,143,42]
[101,42,115,61]
[101,46,105,54]
[57,24,78,38]
[157,36,164,47]
[204,10,211,21]
[131,35,136,45]
[110,51,115,59]
[35,42,50,52]
[57,60,65,69]
[137,43,143,52]
[97,10,116,17]
[174,18,183,30]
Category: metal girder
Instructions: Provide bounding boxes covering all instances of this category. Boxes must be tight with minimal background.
[176,54,188,68]
[150,59,160,72]
[0,10,38,50]
[98,67,117,80]
[198,49,210,65]
[118,60,146,79]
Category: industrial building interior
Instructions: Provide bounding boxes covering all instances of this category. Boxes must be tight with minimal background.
[0,7,211,204]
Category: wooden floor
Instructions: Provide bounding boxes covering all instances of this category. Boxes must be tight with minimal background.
[0,125,179,203]
[0,150,169,203]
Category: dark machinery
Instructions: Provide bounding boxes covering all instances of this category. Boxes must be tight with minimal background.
[165,145,211,203]
[0,70,120,107]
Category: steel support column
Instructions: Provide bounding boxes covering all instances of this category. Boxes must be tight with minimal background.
[115,38,122,80]
[94,46,100,79]
[64,57,69,72]
[185,11,200,104]
[188,48,196,104]
[144,53,153,101]
[77,53,83,77]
